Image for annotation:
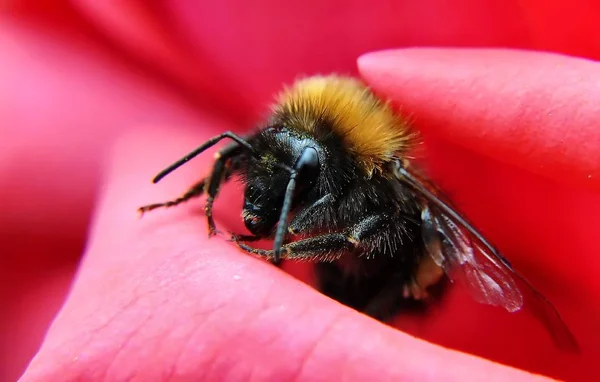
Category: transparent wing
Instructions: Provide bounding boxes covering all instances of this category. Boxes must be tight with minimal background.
[421,206,523,312]
[392,160,580,353]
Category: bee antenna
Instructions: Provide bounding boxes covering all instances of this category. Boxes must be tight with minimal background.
[273,147,320,262]
[152,131,255,183]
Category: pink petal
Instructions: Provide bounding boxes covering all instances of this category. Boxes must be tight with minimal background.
[20,126,550,382]
[72,1,600,117]
[5,3,600,381]
[359,48,600,190]
[0,16,212,381]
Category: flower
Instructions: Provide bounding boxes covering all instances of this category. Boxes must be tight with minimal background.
[2,2,599,381]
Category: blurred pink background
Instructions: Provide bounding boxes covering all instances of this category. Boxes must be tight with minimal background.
[1,1,599,381]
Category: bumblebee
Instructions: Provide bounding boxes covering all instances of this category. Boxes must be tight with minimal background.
[139,75,579,352]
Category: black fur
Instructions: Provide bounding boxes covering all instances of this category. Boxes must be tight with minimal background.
[230,121,426,320]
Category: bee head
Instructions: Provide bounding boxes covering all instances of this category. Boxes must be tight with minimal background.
[242,129,321,236]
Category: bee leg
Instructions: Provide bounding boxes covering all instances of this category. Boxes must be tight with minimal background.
[229,234,284,266]
[401,254,444,301]
[233,232,353,261]
[258,193,336,266]
[234,213,386,265]
[229,233,263,242]
[203,144,244,236]
[138,178,206,214]
[287,193,335,234]
[401,204,445,300]
[139,143,243,237]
